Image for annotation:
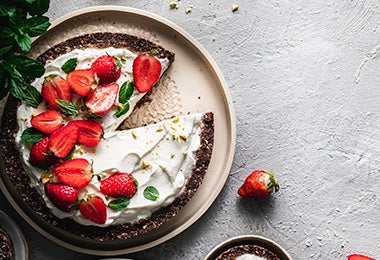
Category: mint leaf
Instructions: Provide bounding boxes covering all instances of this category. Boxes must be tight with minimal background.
[61,58,77,74]
[27,0,50,16]
[0,27,15,46]
[113,102,130,118]
[24,16,50,37]
[24,85,42,108]
[8,54,44,78]
[9,68,27,100]
[143,186,159,201]
[0,3,16,16]
[21,127,43,143]
[119,81,134,104]
[56,99,78,116]
[15,32,31,52]
[108,198,130,211]
[0,46,12,57]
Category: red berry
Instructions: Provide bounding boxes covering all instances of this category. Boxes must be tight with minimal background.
[133,53,162,93]
[41,74,71,110]
[53,158,92,189]
[29,137,58,169]
[79,195,107,224]
[68,120,103,147]
[45,182,78,212]
[85,83,119,116]
[30,110,64,134]
[348,254,376,260]
[91,55,122,84]
[49,123,79,158]
[100,172,137,199]
[66,69,97,96]
[238,170,279,198]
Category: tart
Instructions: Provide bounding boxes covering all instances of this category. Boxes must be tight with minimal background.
[0,33,214,247]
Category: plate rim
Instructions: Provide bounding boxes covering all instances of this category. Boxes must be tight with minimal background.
[0,5,236,255]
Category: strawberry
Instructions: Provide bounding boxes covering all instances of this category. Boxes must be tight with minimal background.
[49,123,79,158]
[100,172,137,198]
[41,74,71,110]
[79,195,107,224]
[30,110,64,134]
[238,170,279,198]
[53,158,92,189]
[66,69,96,96]
[68,120,103,147]
[90,55,122,84]
[348,254,376,260]
[29,136,59,169]
[85,83,119,116]
[132,53,162,93]
[44,182,78,212]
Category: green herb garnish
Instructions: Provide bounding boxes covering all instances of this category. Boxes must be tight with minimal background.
[143,186,159,201]
[56,99,78,116]
[21,127,43,143]
[61,58,77,74]
[108,198,130,211]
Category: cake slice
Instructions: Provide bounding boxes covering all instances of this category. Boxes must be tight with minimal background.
[0,33,214,242]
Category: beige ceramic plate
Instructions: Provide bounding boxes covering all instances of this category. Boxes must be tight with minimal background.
[205,235,292,260]
[0,6,236,255]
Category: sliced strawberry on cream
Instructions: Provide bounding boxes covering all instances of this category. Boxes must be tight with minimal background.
[66,69,96,96]
[53,158,93,189]
[48,123,79,158]
[41,74,71,110]
[30,110,63,134]
[68,120,103,147]
[85,83,119,116]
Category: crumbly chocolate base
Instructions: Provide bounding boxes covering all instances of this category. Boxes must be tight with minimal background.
[0,33,214,248]
[0,226,14,260]
[216,244,280,260]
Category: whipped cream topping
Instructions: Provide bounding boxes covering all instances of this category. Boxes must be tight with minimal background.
[236,254,267,260]
[14,47,204,227]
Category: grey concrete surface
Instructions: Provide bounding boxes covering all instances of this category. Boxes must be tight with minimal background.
[1,0,380,259]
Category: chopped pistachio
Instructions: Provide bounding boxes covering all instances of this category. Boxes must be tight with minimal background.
[231,4,239,12]
[185,5,192,14]
[142,160,150,169]
[183,150,188,155]
[170,153,175,158]
[169,1,179,9]
[172,117,180,124]
[132,130,137,138]
[20,117,27,122]
[40,171,53,184]
[179,134,187,141]
[156,126,164,132]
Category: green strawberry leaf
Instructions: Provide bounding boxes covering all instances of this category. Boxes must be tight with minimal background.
[113,102,130,118]
[56,99,78,116]
[108,198,130,211]
[21,127,43,143]
[143,186,159,201]
[61,58,77,74]
[118,81,134,104]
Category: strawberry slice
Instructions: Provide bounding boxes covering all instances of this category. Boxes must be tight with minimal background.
[133,53,162,93]
[49,123,79,158]
[29,136,59,169]
[100,172,137,199]
[79,195,107,224]
[53,158,92,189]
[68,120,103,147]
[85,83,119,116]
[30,110,64,134]
[91,55,122,84]
[348,254,376,260]
[66,69,96,97]
[41,74,71,110]
[45,182,78,212]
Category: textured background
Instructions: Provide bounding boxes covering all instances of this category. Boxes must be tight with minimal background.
[1,0,380,259]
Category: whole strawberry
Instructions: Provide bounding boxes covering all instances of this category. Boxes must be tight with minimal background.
[91,55,122,84]
[238,170,279,198]
[100,172,137,199]
[348,254,376,260]
[45,182,78,212]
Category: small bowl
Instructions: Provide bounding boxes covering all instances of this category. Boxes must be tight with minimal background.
[205,235,292,260]
[0,210,28,260]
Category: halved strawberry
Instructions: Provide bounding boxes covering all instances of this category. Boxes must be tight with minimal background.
[66,69,96,96]
[85,83,119,116]
[30,110,64,134]
[348,254,376,260]
[45,182,78,212]
[41,74,71,110]
[53,158,92,189]
[132,53,162,93]
[29,136,59,169]
[79,195,107,224]
[100,172,137,199]
[91,55,122,84]
[68,120,103,147]
[49,123,79,158]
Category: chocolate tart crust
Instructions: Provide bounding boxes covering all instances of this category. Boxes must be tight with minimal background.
[216,244,280,260]
[0,33,214,250]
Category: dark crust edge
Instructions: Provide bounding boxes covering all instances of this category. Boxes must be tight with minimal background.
[216,244,280,260]
[0,33,214,247]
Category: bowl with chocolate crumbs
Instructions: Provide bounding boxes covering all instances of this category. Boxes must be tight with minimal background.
[0,210,28,260]
[205,235,292,260]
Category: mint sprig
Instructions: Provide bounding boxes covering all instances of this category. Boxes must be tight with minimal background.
[0,0,51,106]
[143,186,159,201]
